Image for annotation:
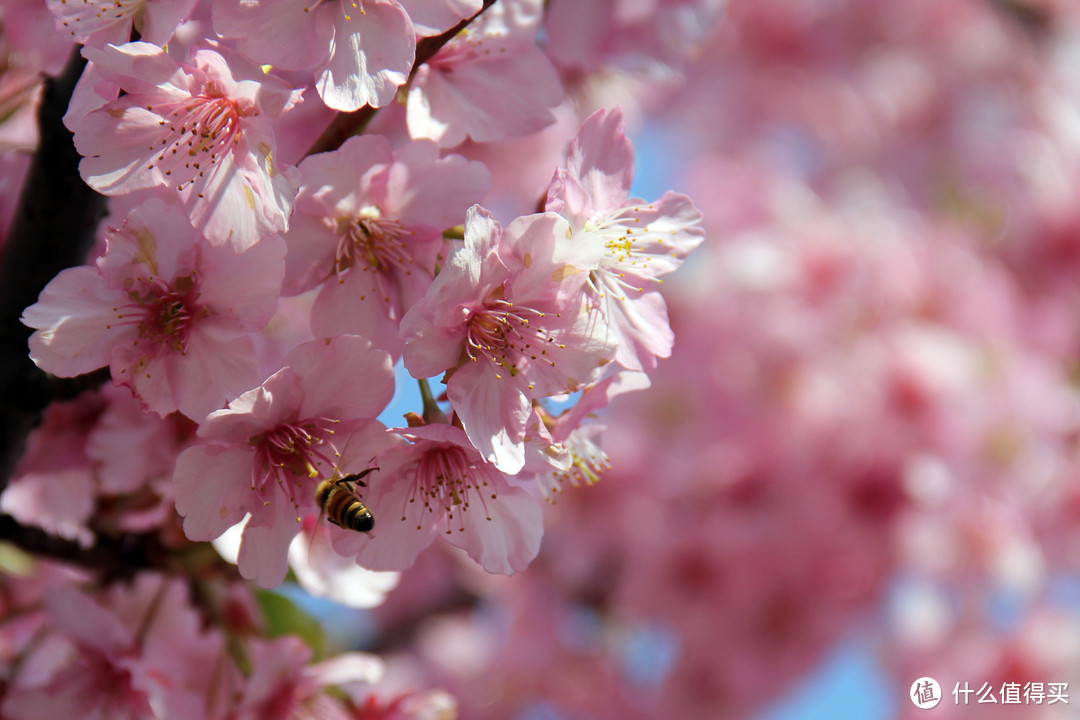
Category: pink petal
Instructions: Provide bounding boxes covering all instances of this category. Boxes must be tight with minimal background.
[544,167,594,231]
[99,200,200,281]
[617,190,706,276]
[163,323,262,421]
[310,272,391,347]
[1,470,95,545]
[447,361,531,473]
[184,148,296,253]
[383,139,491,229]
[281,210,338,295]
[289,525,400,608]
[198,367,305,442]
[316,0,415,111]
[76,42,191,101]
[213,0,330,71]
[406,42,562,147]
[295,134,392,217]
[399,319,466,379]
[345,448,439,571]
[75,104,172,194]
[238,498,301,588]
[23,266,124,377]
[602,280,674,372]
[139,0,200,46]
[173,444,257,540]
[197,234,286,328]
[444,475,542,574]
[288,335,395,421]
[502,212,590,302]
[564,107,635,216]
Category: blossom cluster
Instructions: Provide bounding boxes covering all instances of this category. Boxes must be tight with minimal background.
[0,0,710,718]
[17,0,703,588]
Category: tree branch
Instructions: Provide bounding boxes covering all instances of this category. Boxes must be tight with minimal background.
[0,515,165,581]
[0,48,108,492]
[305,0,499,156]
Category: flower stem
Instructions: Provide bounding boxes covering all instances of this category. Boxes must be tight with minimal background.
[418,378,447,425]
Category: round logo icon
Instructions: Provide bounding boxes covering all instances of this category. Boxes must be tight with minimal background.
[910,677,942,710]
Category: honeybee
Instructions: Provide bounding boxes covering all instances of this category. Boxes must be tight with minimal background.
[315,468,376,533]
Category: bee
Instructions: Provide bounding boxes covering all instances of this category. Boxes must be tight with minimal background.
[315,468,376,533]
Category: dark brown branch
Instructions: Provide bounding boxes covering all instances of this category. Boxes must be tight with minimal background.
[0,512,243,583]
[305,0,499,157]
[0,514,165,581]
[984,0,1053,33]
[0,48,109,491]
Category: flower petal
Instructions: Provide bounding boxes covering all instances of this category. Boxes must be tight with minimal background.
[316,0,414,111]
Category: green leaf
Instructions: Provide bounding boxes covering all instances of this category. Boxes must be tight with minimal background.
[254,588,326,659]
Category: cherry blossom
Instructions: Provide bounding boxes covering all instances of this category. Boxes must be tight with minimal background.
[2,575,229,720]
[522,372,650,497]
[546,107,706,372]
[339,423,544,574]
[406,0,563,147]
[231,636,383,720]
[173,334,394,587]
[544,0,725,73]
[289,519,402,608]
[0,391,105,546]
[283,134,490,355]
[209,513,403,608]
[45,0,199,47]
[67,41,301,250]
[400,206,616,473]
[22,199,285,420]
[213,0,416,112]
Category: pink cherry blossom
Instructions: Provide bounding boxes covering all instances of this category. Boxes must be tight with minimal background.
[289,518,401,608]
[45,0,199,47]
[67,41,301,250]
[2,575,230,720]
[338,423,543,575]
[0,391,105,546]
[0,0,76,77]
[173,334,394,588]
[86,383,195,497]
[212,511,404,609]
[349,688,460,720]
[522,373,649,496]
[231,636,383,720]
[283,134,489,355]
[546,107,705,372]
[0,560,88,680]
[400,206,616,472]
[213,0,416,112]
[406,0,563,147]
[22,199,285,420]
[544,0,725,73]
